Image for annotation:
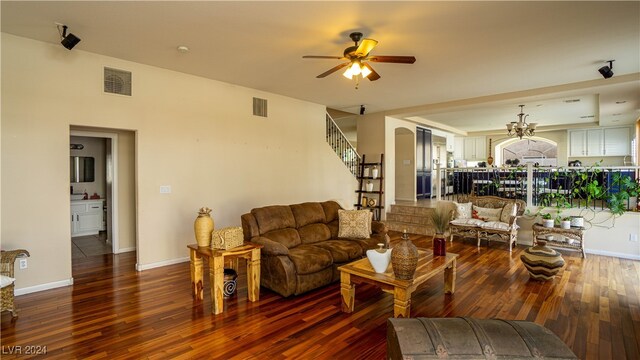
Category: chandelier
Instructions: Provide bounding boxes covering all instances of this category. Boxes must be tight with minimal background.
[506,105,537,139]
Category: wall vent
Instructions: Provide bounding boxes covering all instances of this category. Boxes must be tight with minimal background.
[253,97,268,117]
[104,67,132,96]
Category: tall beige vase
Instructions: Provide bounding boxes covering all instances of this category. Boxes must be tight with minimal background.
[194,207,214,248]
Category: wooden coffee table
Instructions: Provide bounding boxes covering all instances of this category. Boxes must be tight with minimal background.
[338,249,458,318]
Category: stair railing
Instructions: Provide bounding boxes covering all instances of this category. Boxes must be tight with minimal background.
[326,113,360,177]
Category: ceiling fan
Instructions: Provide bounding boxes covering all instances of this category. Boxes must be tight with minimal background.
[302,32,416,85]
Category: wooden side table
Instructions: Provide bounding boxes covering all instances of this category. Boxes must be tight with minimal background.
[187,243,262,314]
[531,223,586,258]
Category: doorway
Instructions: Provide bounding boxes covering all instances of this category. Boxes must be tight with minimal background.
[70,128,137,263]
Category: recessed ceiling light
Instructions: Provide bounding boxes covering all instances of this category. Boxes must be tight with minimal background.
[615,101,627,104]
[177,45,190,53]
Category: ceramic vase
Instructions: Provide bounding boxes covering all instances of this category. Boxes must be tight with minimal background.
[433,234,446,256]
[391,231,419,280]
[366,181,374,192]
[560,220,571,229]
[520,240,565,281]
[487,155,494,166]
[194,207,214,248]
[366,243,391,273]
[542,219,554,228]
[223,268,238,298]
[371,165,379,179]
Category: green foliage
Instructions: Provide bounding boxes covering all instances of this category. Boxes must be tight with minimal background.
[429,208,453,234]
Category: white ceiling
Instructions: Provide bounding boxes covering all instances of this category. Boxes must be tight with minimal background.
[2,1,639,135]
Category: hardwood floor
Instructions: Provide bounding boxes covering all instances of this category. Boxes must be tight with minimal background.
[2,232,639,359]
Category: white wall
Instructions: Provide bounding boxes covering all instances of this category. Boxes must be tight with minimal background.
[1,34,357,292]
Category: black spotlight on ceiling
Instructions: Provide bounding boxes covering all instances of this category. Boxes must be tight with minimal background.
[360,105,366,115]
[57,24,81,50]
[598,60,614,79]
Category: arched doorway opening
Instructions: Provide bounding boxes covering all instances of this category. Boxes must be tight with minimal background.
[495,137,558,166]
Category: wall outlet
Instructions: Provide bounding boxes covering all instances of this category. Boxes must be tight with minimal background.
[19,258,28,270]
[159,185,171,194]
[630,233,638,242]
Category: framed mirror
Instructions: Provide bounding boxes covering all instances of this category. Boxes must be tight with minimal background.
[70,156,95,182]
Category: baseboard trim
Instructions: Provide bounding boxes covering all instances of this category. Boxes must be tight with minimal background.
[15,278,74,296]
[136,257,189,271]
[585,249,640,260]
[115,247,136,254]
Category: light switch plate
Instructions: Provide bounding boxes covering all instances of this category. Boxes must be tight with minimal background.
[160,185,171,194]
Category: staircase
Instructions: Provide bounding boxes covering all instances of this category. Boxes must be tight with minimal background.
[384,204,435,236]
[326,113,359,176]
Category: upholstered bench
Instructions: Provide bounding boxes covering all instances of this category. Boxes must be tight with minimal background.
[387,317,577,359]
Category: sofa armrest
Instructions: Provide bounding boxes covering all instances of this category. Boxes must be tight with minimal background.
[251,236,289,256]
[372,221,388,235]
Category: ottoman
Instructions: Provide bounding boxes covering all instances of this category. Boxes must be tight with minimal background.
[387,317,577,359]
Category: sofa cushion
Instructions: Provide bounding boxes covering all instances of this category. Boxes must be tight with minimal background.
[291,202,326,228]
[321,201,342,223]
[473,205,502,221]
[500,202,517,223]
[252,205,296,234]
[288,244,333,274]
[453,202,472,219]
[450,218,485,227]
[313,240,363,263]
[480,221,513,231]
[327,220,340,238]
[298,223,332,244]
[338,209,371,239]
[1,275,15,288]
[262,228,302,249]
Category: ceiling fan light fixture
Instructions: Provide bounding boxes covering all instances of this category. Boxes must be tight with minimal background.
[360,64,372,78]
[343,67,354,79]
[349,61,362,76]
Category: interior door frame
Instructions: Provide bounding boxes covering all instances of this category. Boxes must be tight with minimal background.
[70,129,120,253]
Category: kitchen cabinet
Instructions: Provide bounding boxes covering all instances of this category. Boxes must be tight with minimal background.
[569,127,630,157]
[463,136,486,161]
[71,199,105,237]
[453,137,464,159]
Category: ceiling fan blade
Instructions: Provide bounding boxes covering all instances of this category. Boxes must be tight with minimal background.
[363,63,381,81]
[355,38,378,57]
[303,55,346,60]
[367,55,416,64]
[316,62,350,78]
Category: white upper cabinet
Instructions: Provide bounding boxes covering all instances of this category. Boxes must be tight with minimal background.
[603,127,630,156]
[463,136,486,161]
[569,127,630,157]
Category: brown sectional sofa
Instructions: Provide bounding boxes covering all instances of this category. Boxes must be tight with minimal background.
[241,201,388,297]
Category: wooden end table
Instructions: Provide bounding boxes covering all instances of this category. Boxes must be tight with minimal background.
[531,223,586,258]
[338,249,458,318]
[187,243,262,314]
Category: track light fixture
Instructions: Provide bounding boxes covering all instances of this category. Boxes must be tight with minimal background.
[57,23,81,50]
[598,60,614,79]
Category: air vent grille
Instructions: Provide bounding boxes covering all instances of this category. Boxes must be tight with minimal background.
[253,97,268,117]
[104,67,132,96]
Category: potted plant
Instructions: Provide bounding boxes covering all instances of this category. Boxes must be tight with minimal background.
[429,208,452,256]
[560,216,571,229]
[541,213,554,228]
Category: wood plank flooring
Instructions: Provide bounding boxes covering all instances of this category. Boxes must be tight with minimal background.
[2,232,639,359]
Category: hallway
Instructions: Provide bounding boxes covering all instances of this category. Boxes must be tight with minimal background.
[72,232,112,259]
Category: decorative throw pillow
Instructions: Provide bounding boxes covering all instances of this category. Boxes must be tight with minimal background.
[453,202,472,219]
[500,203,517,223]
[0,275,15,288]
[338,209,371,239]
[473,205,502,222]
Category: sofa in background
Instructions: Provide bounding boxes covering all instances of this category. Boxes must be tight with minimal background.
[241,201,388,297]
[441,196,525,252]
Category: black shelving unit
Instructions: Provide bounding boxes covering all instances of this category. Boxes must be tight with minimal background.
[354,154,384,221]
